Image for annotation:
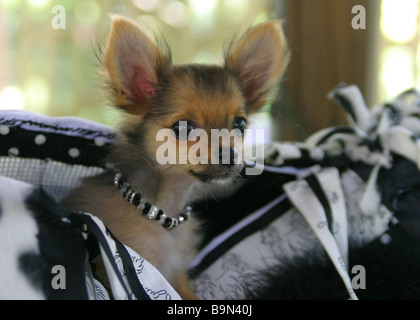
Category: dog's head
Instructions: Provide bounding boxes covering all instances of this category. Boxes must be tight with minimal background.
[102,15,289,184]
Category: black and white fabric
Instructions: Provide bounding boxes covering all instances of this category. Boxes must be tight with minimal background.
[2,84,420,300]
[0,111,115,200]
[188,84,420,300]
[0,111,180,300]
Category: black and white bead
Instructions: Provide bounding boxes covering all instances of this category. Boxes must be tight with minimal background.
[114,173,191,230]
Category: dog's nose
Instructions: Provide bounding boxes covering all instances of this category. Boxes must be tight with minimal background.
[218,146,238,166]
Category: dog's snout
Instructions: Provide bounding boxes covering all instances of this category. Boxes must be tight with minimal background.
[218,146,238,166]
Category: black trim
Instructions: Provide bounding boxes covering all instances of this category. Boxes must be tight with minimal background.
[330,92,358,124]
[0,117,116,140]
[114,238,151,300]
[305,174,334,233]
[73,212,134,299]
[189,196,292,278]
[315,126,355,147]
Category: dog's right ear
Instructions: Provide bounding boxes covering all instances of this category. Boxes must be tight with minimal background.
[103,15,171,115]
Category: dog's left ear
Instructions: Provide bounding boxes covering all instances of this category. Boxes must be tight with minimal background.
[225,21,289,114]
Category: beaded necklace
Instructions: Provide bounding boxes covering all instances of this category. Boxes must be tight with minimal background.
[114,172,191,230]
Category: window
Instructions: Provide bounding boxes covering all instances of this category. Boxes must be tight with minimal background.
[376,0,420,104]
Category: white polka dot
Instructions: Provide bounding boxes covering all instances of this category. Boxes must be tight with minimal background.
[68,147,80,158]
[0,126,10,135]
[379,233,392,245]
[8,147,19,156]
[34,134,46,145]
[94,137,106,147]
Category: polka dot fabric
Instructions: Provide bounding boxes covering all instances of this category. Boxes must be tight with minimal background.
[0,110,117,200]
[0,111,117,166]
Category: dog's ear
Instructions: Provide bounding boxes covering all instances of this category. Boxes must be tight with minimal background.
[103,15,171,115]
[225,21,289,114]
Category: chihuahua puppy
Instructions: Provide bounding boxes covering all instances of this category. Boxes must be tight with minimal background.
[62,15,289,299]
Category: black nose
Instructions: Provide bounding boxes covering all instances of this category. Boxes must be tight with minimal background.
[218,146,238,166]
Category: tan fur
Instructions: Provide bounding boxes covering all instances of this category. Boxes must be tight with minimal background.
[62,15,289,300]
[62,177,199,286]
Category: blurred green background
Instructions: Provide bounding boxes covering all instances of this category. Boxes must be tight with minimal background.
[1,0,420,142]
[0,0,273,127]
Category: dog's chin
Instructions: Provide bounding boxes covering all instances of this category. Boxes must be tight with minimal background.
[188,166,243,184]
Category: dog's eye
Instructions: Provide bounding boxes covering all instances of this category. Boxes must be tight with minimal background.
[171,120,195,139]
[233,117,247,135]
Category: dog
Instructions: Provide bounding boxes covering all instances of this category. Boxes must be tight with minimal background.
[61,15,289,299]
